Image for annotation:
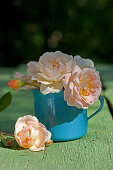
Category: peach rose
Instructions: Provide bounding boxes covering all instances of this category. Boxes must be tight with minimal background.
[14,115,51,151]
[74,55,95,69]
[27,51,74,94]
[62,65,101,109]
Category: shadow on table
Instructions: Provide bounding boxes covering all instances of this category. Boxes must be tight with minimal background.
[0,140,27,151]
[0,118,27,151]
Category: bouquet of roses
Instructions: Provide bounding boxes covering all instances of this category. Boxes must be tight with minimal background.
[8,51,101,109]
[0,51,102,151]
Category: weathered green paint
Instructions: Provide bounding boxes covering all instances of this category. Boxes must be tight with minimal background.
[0,65,113,170]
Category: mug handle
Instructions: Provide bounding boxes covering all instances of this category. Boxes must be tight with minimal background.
[87,95,104,120]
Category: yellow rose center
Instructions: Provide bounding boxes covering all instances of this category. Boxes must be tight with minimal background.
[79,88,90,96]
[52,62,60,71]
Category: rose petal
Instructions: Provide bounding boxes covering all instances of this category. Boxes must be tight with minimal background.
[29,143,45,151]
[62,73,71,87]
[74,55,95,69]
[27,61,37,67]
[40,82,63,95]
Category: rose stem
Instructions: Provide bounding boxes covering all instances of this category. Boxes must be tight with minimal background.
[0,131,14,137]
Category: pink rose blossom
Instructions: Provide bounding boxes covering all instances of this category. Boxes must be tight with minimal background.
[13,51,74,94]
[27,51,74,94]
[62,66,102,109]
[14,115,51,151]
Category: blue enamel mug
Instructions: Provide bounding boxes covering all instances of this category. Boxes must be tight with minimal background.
[32,90,104,141]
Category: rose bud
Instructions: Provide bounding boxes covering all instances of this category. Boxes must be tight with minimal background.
[8,80,25,90]
[45,139,53,147]
[3,137,14,147]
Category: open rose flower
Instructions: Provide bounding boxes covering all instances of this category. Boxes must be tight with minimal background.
[27,51,74,94]
[14,115,51,151]
[63,65,101,109]
[74,55,95,69]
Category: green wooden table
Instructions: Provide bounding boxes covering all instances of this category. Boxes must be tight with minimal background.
[0,64,113,170]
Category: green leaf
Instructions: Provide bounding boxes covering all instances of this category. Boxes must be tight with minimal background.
[0,92,12,112]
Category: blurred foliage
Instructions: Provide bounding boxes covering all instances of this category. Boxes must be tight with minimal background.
[0,0,113,66]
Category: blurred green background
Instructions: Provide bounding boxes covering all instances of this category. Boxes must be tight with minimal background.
[0,0,113,67]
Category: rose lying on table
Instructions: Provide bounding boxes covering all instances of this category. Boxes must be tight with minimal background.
[0,115,53,151]
[14,115,52,151]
